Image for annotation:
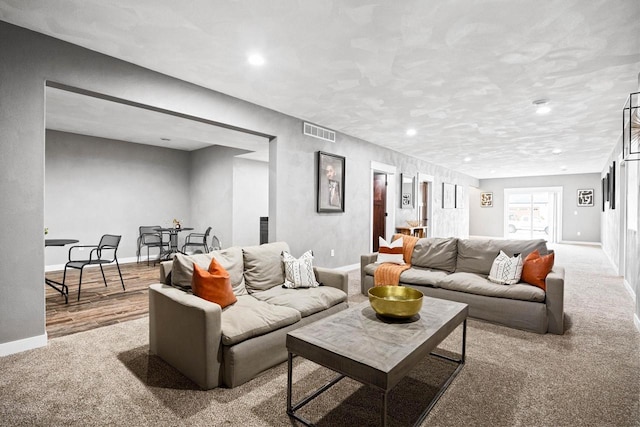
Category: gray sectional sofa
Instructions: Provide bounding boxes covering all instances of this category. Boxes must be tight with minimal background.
[149,241,349,390]
[361,238,564,334]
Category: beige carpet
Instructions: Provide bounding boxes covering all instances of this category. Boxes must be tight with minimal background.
[1,244,638,426]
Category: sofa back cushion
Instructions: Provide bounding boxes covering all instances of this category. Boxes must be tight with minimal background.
[411,237,458,273]
[243,241,290,292]
[455,239,548,275]
[171,247,248,296]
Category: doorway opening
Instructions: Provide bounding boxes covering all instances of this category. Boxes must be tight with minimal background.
[370,162,396,252]
[504,187,561,243]
[372,173,387,252]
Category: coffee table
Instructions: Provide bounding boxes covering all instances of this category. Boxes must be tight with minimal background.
[286,297,468,426]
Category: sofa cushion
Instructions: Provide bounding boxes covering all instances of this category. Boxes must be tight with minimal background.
[243,242,290,292]
[250,285,347,317]
[282,250,320,288]
[455,239,548,275]
[376,236,405,264]
[171,247,248,296]
[488,251,523,285]
[191,259,237,308]
[364,263,449,287]
[411,237,458,273]
[437,272,545,302]
[220,295,301,345]
[522,250,555,290]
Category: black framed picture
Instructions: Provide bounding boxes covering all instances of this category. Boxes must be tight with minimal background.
[577,189,594,207]
[317,151,345,213]
[609,161,616,210]
[480,192,493,208]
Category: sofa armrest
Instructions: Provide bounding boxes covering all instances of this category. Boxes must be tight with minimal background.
[314,266,348,294]
[545,266,565,334]
[360,253,378,295]
[159,260,172,285]
[148,284,223,389]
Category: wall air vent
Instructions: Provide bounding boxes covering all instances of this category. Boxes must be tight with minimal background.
[303,122,336,143]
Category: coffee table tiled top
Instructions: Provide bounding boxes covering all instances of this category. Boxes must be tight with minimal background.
[287,297,468,391]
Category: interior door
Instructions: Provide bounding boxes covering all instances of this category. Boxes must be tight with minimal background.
[373,173,387,251]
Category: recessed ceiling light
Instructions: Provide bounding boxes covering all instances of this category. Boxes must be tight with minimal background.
[247,53,265,66]
[490,170,496,174]
[463,157,472,162]
[533,99,551,114]
[406,128,417,136]
[560,165,567,171]
[552,148,562,155]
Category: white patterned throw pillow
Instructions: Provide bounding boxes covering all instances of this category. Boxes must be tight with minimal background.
[488,251,523,285]
[282,250,319,289]
[375,236,405,265]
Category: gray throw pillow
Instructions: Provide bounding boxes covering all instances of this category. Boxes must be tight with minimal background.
[242,241,290,292]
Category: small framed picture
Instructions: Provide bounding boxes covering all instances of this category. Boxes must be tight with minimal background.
[317,151,345,213]
[480,192,493,208]
[577,188,594,207]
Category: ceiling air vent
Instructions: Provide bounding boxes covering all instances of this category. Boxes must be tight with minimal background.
[303,122,336,143]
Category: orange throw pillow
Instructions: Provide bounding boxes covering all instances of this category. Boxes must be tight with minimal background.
[521,250,554,291]
[191,258,237,308]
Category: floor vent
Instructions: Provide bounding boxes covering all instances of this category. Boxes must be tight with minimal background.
[303,122,336,142]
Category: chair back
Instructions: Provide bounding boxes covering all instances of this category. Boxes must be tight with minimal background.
[97,234,121,261]
[203,227,212,241]
[139,225,162,244]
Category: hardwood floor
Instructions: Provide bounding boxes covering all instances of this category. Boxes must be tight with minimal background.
[45,261,161,339]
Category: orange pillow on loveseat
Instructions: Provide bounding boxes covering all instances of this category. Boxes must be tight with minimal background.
[521,250,554,291]
[191,258,237,308]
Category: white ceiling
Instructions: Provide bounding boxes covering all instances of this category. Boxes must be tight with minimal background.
[2,0,639,179]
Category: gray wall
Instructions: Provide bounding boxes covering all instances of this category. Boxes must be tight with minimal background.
[45,130,191,266]
[189,145,244,249]
[233,158,269,247]
[470,173,602,242]
[601,128,639,329]
[0,22,475,350]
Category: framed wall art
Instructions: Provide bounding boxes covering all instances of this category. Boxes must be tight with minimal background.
[442,183,455,209]
[577,188,594,207]
[480,192,493,208]
[317,151,345,213]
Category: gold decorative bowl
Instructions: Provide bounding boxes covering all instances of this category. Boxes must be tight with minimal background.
[406,220,420,227]
[368,286,424,318]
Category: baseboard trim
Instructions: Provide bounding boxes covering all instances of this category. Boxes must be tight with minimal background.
[623,279,636,302]
[0,332,48,357]
[335,263,359,272]
[557,240,601,246]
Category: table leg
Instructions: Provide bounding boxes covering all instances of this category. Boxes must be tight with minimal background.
[382,390,388,427]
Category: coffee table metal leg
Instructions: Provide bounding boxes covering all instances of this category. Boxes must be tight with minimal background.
[415,319,467,426]
[287,351,346,426]
[382,390,388,427]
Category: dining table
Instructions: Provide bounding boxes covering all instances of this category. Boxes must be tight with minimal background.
[45,238,79,303]
[154,227,194,260]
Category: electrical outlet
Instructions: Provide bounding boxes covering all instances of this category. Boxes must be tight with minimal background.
[330,249,335,257]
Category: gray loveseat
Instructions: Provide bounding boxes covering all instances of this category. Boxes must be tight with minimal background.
[149,241,349,390]
[361,238,564,334]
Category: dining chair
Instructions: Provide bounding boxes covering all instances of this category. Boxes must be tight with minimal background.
[63,234,126,301]
[137,225,169,266]
[181,226,220,254]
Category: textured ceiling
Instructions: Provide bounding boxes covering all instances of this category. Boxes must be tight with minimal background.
[1,0,639,179]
